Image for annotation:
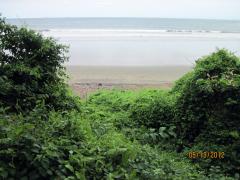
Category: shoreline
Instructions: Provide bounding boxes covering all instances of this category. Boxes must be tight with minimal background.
[67,65,191,98]
[70,82,173,98]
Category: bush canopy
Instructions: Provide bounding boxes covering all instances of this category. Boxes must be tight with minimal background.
[0,18,78,112]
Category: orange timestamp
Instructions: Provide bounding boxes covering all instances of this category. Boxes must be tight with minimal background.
[187,151,224,159]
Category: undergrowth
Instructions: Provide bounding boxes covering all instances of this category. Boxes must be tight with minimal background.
[0,17,239,179]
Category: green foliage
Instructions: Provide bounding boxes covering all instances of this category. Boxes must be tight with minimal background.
[129,146,206,180]
[0,17,79,112]
[130,90,175,129]
[88,89,136,112]
[173,49,240,175]
[1,103,210,180]
[0,17,238,179]
[0,108,85,179]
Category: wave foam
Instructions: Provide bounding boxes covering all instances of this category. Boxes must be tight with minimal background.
[38,28,240,39]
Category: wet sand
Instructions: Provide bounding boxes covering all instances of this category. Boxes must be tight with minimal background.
[66,65,192,98]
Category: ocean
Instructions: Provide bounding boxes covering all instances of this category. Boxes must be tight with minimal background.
[6,18,240,32]
[6,18,240,66]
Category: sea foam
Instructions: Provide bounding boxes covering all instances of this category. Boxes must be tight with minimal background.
[39,28,240,40]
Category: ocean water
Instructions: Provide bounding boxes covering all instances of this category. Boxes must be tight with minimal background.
[6,18,240,66]
[7,18,240,32]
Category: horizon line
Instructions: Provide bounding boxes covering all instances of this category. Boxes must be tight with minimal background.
[5,16,240,21]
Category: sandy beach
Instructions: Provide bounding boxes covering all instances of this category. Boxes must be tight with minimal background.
[66,65,192,97]
[11,18,238,98]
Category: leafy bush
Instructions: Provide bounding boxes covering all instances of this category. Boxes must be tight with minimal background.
[0,105,136,179]
[130,90,175,129]
[1,103,209,179]
[84,91,213,179]
[0,108,86,179]
[0,18,79,112]
[129,145,207,180]
[88,89,136,112]
[173,49,240,175]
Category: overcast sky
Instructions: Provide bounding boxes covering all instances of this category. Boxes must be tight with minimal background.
[1,0,240,20]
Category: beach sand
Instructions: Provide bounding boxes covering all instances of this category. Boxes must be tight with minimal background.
[66,65,192,98]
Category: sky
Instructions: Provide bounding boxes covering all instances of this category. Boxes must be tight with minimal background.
[0,0,240,20]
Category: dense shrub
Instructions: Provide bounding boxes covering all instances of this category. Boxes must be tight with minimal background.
[1,104,211,179]
[0,108,86,179]
[173,49,240,175]
[129,145,206,180]
[130,90,175,129]
[88,90,136,112]
[84,93,233,179]
[0,18,78,112]
[82,103,211,180]
[0,104,137,179]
